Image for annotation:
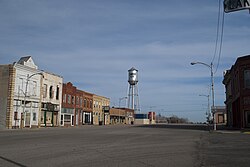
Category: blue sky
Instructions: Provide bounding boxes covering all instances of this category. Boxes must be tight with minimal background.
[1,0,250,122]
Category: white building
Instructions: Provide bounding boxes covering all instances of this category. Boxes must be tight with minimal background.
[41,71,63,127]
[0,56,43,128]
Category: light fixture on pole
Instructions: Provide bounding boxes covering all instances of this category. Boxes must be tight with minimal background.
[199,94,210,123]
[22,72,44,128]
[191,61,216,131]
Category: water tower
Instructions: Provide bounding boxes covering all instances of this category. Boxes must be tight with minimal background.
[127,67,140,113]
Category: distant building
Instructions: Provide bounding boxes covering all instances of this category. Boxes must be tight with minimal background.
[223,55,250,128]
[109,107,134,125]
[212,106,226,125]
[134,113,149,125]
[148,111,156,124]
[93,94,110,125]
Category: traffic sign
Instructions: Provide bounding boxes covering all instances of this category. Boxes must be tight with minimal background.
[224,0,250,13]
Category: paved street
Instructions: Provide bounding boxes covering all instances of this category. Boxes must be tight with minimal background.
[0,125,250,167]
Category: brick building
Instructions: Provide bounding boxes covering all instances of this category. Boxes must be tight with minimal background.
[61,82,76,126]
[223,55,250,128]
[81,90,93,125]
[61,82,94,126]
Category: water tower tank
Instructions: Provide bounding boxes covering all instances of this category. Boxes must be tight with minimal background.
[128,67,138,85]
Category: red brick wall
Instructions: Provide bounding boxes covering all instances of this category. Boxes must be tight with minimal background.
[62,82,76,109]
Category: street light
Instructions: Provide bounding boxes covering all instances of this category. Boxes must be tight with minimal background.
[119,97,127,123]
[22,72,44,128]
[199,94,211,123]
[191,61,216,131]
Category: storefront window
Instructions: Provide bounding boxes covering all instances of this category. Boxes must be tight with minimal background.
[33,112,36,121]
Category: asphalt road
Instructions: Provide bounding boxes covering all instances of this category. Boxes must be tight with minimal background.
[0,125,249,167]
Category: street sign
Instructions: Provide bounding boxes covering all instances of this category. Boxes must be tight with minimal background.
[224,0,250,13]
[103,106,110,113]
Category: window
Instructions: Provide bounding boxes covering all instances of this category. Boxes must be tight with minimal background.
[63,94,67,103]
[43,84,47,98]
[61,115,64,125]
[64,115,71,122]
[84,99,87,108]
[90,100,93,109]
[72,96,75,105]
[14,112,18,120]
[32,102,38,108]
[76,96,79,105]
[68,95,71,104]
[56,86,60,100]
[32,81,37,96]
[49,86,54,99]
[33,112,37,121]
[19,78,24,92]
[244,70,250,89]
[80,97,83,107]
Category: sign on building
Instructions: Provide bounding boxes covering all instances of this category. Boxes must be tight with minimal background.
[224,0,250,13]
[103,106,110,113]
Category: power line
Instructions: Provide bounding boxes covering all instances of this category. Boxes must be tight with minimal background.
[212,0,221,64]
[214,8,225,74]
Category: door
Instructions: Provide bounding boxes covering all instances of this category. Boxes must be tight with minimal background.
[25,112,30,127]
[245,111,250,128]
[76,110,79,126]
[71,116,74,126]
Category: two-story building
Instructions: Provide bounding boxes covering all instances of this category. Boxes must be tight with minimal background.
[82,90,93,125]
[41,71,63,127]
[61,82,95,126]
[93,94,110,125]
[61,82,76,126]
[223,55,250,128]
[0,56,43,129]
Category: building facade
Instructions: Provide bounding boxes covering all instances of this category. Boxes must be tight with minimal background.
[81,90,93,125]
[0,65,15,129]
[109,107,134,125]
[41,71,63,127]
[75,89,83,126]
[0,56,43,129]
[223,55,250,128]
[61,83,95,126]
[61,82,76,126]
[93,94,110,125]
[223,69,233,127]
[212,106,227,125]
